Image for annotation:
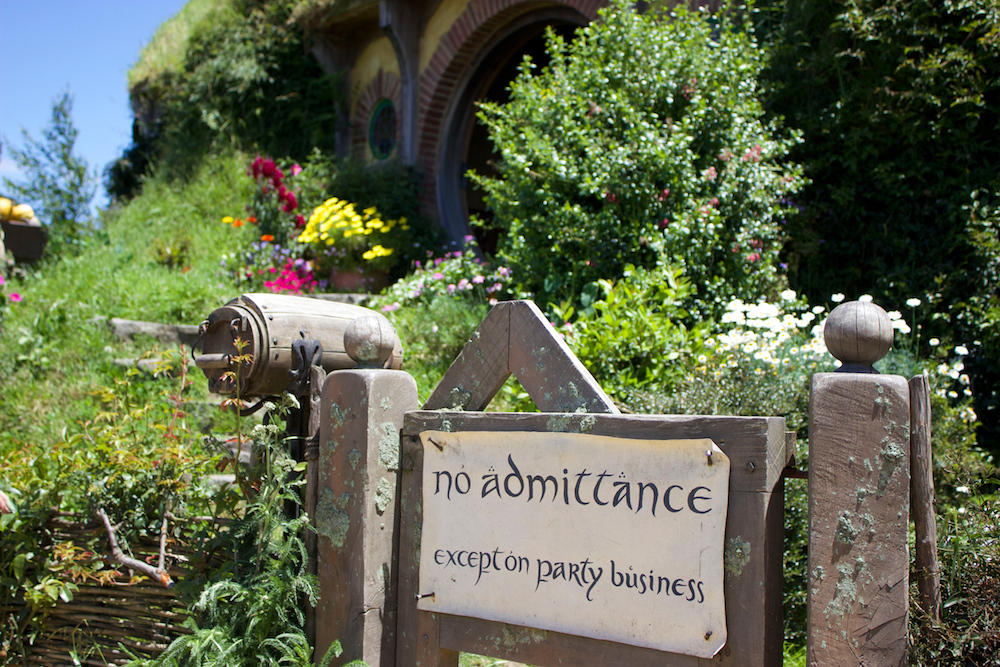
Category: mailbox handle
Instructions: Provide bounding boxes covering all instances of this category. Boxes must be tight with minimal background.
[194,353,232,370]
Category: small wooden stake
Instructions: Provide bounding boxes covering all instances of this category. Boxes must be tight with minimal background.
[910,373,940,625]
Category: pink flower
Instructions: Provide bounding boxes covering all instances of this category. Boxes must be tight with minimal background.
[742,145,762,163]
[604,191,618,204]
[290,164,302,177]
[458,278,470,290]
[658,189,670,202]
[659,218,670,230]
[472,275,485,284]
[9,293,22,302]
[447,284,456,294]
[747,252,760,263]
[704,167,717,181]
[432,272,444,280]
[709,197,719,207]
[0,275,5,286]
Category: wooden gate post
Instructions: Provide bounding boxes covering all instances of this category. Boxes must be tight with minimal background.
[807,301,910,665]
[310,316,418,666]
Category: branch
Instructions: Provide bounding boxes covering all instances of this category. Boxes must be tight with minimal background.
[96,508,174,589]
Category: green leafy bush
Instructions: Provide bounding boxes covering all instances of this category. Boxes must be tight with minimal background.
[554,265,703,403]
[373,244,515,402]
[119,2,342,186]
[474,0,803,315]
[758,0,1000,448]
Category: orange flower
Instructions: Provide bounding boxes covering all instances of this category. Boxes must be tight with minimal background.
[233,219,245,228]
[247,216,258,224]
[261,234,275,242]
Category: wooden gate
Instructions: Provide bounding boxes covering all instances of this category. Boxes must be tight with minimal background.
[310,299,919,667]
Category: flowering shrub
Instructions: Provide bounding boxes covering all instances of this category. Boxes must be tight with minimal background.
[371,240,515,400]
[297,197,411,277]
[220,239,318,294]
[374,238,513,312]
[474,0,803,314]
[246,155,303,245]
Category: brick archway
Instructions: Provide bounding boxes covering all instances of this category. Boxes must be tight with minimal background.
[417,0,605,242]
[352,70,403,161]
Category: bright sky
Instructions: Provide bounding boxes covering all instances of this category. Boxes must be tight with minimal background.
[0,0,188,208]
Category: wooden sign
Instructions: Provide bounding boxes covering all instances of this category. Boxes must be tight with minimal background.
[417,431,730,659]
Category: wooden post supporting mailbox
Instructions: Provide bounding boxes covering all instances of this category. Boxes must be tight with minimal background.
[807,301,910,665]
[310,317,418,666]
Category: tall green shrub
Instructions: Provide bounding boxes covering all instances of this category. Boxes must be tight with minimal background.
[473,0,803,315]
[759,0,1000,443]
[116,1,342,188]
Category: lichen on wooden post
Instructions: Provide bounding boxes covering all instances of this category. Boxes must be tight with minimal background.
[312,316,418,667]
[807,301,910,665]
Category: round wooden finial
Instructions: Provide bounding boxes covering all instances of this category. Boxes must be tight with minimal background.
[344,315,399,368]
[823,301,893,373]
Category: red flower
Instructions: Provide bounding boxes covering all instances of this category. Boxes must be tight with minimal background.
[295,214,306,228]
[261,159,276,178]
[282,192,298,212]
[251,156,263,178]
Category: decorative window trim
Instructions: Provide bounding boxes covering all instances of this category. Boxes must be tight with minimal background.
[369,99,398,160]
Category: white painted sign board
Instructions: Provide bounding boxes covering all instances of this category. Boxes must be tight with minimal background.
[417,431,730,659]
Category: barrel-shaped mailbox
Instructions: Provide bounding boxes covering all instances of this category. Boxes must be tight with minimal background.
[194,293,402,396]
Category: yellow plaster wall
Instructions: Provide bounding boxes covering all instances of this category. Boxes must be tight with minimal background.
[349,37,400,114]
[420,0,472,72]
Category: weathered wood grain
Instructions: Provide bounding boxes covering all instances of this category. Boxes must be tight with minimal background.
[397,412,789,667]
[313,369,418,667]
[807,373,910,666]
[396,436,460,667]
[909,373,939,625]
[423,300,618,414]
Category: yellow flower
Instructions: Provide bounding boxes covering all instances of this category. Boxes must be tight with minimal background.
[222,216,234,224]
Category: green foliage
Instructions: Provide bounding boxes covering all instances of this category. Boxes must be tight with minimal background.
[130,394,331,667]
[1,91,96,257]
[554,266,703,403]
[128,0,237,88]
[0,354,221,657]
[474,0,803,315]
[373,245,514,403]
[910,487,1000,665]
[758,0,1000,446]
[121,2,342,185]
[297,155,443,281]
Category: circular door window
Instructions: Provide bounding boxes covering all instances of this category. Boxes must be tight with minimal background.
[369,100,397,160]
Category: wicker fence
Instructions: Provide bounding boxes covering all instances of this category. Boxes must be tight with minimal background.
[2,514,214,666]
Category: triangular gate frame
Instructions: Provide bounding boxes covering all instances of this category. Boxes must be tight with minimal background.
[423,300,619,414]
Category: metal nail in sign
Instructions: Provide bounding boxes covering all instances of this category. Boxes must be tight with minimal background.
[417,431,730,659]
